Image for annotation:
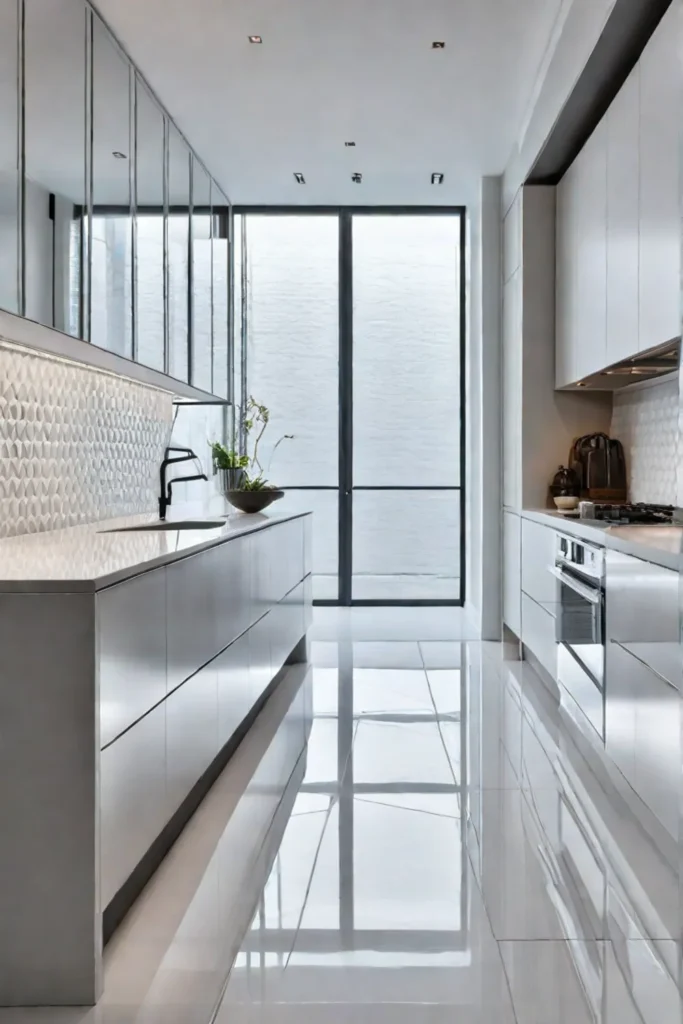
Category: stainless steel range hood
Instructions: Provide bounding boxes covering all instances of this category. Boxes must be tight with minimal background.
[563,338,680,391]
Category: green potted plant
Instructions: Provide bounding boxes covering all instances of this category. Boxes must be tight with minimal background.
[210,397,293,513]
[210,443,249,492]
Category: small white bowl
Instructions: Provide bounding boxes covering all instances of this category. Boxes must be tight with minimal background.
[554,495,579,512]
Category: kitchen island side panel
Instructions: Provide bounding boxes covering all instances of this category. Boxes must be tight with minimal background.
[0,592,99,1006]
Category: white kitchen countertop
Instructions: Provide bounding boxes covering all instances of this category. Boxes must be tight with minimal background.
[522,509,682,571]
[0,496,311,593]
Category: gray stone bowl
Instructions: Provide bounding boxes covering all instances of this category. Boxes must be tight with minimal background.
[225,489,284,514]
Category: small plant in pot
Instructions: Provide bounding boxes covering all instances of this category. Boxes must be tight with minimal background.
[211,397,293,514]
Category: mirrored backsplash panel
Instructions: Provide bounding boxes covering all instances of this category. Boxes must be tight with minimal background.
[0,341,174,538]
[0,0,232,401]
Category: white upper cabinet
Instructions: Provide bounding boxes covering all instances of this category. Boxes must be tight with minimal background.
[556,6,680,385]
[639,6,681,351]
[575,121,607,381]
[607,65,640,365]
[556,162,578,388]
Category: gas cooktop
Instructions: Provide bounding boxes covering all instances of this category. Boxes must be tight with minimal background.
[589,503,674,525]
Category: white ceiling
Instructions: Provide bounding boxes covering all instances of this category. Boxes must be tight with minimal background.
[94,0,565,206]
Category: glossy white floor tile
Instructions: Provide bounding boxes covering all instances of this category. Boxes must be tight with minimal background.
[4,611,682,1024]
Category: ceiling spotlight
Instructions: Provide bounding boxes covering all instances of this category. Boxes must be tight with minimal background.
[112,151,127,159]
[351,172,362,184]
[248,34,262,43]
[431,172,444,185]
[432,40,445,49]
[344,141,356,147]
[293,172,306,184]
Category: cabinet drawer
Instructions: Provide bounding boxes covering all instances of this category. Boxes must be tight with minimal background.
[607,641,679,839]
[100,702,166,907]
[521,519,557,611]
[166,663,219,819]
[215,633,253,749]
[521,593,557,680]
[212,536,252,651]
[249,610,272,706]
[166,548,218,691]
[606,551,678,651]
[97,568,167,748]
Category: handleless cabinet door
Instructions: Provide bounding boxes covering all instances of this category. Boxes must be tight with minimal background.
[271,580,306,677]
[576,123,607,380]
[98,568,167,748]
[100,702,166,907]
[634,656,679,839]
[556,162,578,387]
[303,514,313,578]
[521,519,558,613]
[270,518,305,603]
[521,592,557,681]
[606,65,639,365]
[605,639,636,787]
[213,536,252,653]
[249,610,272,706]
[639,5,681,351]
[216,632,253,749]
[165,662,219,819]
[166,548,218,691]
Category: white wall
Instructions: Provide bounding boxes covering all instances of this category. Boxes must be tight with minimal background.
[504,0,617,211]
[467,177,503,639]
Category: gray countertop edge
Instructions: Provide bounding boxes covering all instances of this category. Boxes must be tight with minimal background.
[0,511,312,594]
[520,509,682,572]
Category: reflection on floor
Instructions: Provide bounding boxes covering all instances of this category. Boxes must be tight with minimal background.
[1,608,679,1022]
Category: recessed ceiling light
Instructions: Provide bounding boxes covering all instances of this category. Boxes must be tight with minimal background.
[431,172,444,185]
[293,172,306,184]
[351,172,362,184]
[112,151,127,159]
[248,35,262,43]
[432,40,445,49]
[344,141,356,147]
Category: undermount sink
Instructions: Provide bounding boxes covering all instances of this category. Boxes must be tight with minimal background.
[103,520,225,533]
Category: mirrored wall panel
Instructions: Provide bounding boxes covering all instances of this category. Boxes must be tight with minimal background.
[134,76,165,371]
[0,0,232,400]
[0,0,20,314]
[24,0,86,337]
[91,12,133,358]
[168,124,191,383]
[191,159,213,393]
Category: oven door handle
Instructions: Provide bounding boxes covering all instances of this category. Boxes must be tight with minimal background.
[548,565,601,605]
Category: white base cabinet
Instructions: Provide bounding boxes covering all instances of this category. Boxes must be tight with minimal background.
[0,513,312,1007]
[503,511,521,636]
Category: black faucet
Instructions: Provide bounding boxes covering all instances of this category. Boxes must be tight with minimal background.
[159,446,208,520]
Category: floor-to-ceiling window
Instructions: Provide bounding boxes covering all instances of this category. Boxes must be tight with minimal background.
[234,208,465,606]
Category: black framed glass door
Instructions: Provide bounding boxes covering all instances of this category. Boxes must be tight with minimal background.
[234,207,466,607]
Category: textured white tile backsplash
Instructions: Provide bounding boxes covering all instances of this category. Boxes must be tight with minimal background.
[610,376,678,504]
[0,341,174,537]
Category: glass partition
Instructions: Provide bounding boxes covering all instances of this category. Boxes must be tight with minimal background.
[236,209,465,605]
[0,0,20,314]
[90,14,133,358]
[191,160,213,392]
[134,77,164,371]
[167,124,190,382]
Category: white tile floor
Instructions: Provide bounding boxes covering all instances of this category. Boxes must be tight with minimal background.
[2,609,680,1023]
